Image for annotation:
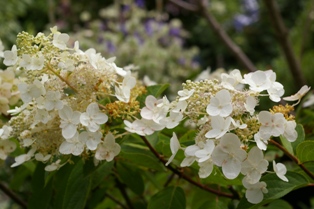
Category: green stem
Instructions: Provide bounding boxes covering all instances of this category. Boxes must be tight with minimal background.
[46,62,78,93]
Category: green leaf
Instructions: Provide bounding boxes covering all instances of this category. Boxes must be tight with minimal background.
[280,124,305,156]
[191,187,228,209]
[280,135,294,155]
[293,162,314,182]
[198,200,228,209]
[148,186,186,209]
[296,141,314,163]
[117,162,144,195]
[237,171,309,209]
[54,159,92,209]
[10,165,32,191]
[90,161,114,189]
[28,163,53,209]
[291,124,305,153]
[119,144,165,171]
[260,199,292,209]
[146,84,170,98]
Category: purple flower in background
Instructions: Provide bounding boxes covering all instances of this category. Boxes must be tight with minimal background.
[121,4,131,13]
[233,0,259,31]
[106,41,116,54]
[169,27,181,37]
[120,23,128,35]
[243,0,259,16]
[135,0,145,8]
[134,32,144,45]
[144,20,154,36]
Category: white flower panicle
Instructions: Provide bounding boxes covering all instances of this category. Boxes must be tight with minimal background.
[0,27,144,171]
[145,69,302,204]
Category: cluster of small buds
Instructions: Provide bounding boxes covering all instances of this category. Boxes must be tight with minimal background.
[0,27,146,171]
[125,68,310,204]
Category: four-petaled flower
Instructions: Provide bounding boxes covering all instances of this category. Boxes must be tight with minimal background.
[53,33,70,49]
[241,146,269,184]
[59,105,81,139]
[80,102,108,132]
[206,89,233,117]
[95,132,121,161]
[273,160,288,182]
[212,133,247,179]
[243,179,268,204]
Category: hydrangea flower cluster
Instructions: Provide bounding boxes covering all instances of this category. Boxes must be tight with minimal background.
[125,69,308,204]
[0,27,146,171]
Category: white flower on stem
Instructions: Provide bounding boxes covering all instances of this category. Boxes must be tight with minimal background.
[73,41,84,55]
[180,144,199,167]
[257,111,286,139]
[112,62,127,77]
[242,70,272,92]
[166,132,181,166]
[273,161,288,182]
[80,102,108,132]
[20,52,45,70]
[95,132,121,161]
[3,45,18,66]
[115,72,136,103]
[205,116,232,139]
[45,159,62,172]
[206,89,233,117]
[245,96,257,115]
[195,139,215,163]
[267,81,284,102]
[59,105,81,139]
[141,95,168,123]
[53,33,69,49]
[18,80,46,103]
[35,153,51,162]
[172,100,188,113]
[11,148,36,167]
[241,146,269,184]
[161,111,183,129]
[283,85,311,105]
[230,118,247,129]
[44,91,64,111]
[34,109,52,124]
[178,89,194,101]
[59,132,87,156]
[0,125,12,140]
[84,48,104,69]
[80,130,102,151]
[20,54,32,69]
[212,133,247,179]
[283,120,297,142]
[254,132,268,151]
[0,140,16,160]
[143,75,157,86]
[124,119,164,136]
[221,69,243,90]
[198,159,214,178]
[243,179,268,204]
